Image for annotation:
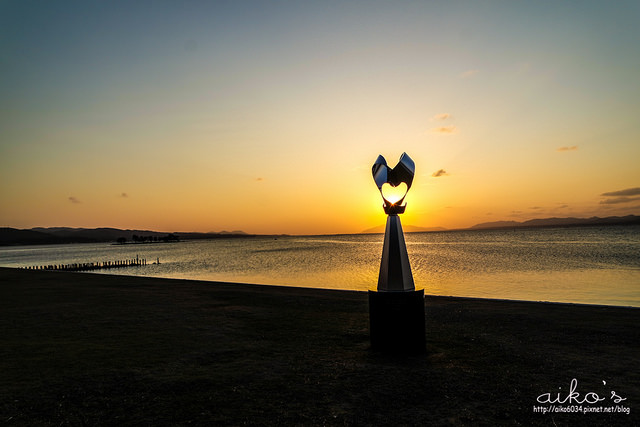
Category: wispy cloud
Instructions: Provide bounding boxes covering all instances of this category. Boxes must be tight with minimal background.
[557,146,578,152]
[599,187,640,205]
[431,113,451,121]
[68,196,80,204]
[600,197,640,205]
[431,126,457,134]
[460,69,479,78]
[601,187,640,197]
[432,169,449,177]
[120,192,129,198]
[255,177,264,182]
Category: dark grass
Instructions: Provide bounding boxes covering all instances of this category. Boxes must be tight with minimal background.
[1,267,638,426]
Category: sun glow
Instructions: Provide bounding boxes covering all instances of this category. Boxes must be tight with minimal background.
[381,182,408,205]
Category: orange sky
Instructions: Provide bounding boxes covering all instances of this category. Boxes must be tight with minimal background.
[1,2,639,234]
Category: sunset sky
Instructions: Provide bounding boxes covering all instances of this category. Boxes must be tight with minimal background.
[1,1,639,235]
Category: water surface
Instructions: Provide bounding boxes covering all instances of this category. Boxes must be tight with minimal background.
[1,226,638,307]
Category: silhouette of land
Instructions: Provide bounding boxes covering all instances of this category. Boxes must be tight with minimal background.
[2,215,638,246]
[1,267,637,425]
[468,214,640,230]
[0,227,254,246]
[362,214,640,234]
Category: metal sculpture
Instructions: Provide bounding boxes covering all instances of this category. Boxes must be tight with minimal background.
[369,152,425,353]
[372,153,415,292]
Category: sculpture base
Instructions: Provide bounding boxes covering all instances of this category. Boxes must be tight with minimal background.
[368,289,425,354]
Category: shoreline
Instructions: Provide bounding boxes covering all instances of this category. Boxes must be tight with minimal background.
[1,267,638,425]
[5,265,638,309]
[100,272,640,310]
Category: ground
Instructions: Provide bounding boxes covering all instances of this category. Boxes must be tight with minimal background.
[1,267,638,426]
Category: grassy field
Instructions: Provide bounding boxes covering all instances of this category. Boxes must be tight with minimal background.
[1,267,638,426]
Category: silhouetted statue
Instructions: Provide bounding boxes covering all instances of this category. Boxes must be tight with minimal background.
[371,153,415,291]
[369,152,425,353]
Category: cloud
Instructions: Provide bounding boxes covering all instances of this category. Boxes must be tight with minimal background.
[120,192,129,198]
[432,169,449,177]
[255,177,264,182]
[557,146,578,152]
[601,187,640,197]
[431,126,457,134]
[460,69,479,78]
[68,196,80,204]
[599,197,640,205]
[599,187,640,205]
[529,206,542,210]
[431,113,451,121]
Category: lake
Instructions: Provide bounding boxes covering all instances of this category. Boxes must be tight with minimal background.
[1,225,639,307]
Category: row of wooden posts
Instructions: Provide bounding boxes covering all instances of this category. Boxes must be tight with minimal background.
[24,256,159,272]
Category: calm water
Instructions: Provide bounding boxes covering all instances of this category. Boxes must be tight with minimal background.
[1,226,639,307]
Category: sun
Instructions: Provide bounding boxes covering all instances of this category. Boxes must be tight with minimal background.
[381,182,408,205]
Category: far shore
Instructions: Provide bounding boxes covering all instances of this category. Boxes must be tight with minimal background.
[2,216,639,246]
[1,267,637,425]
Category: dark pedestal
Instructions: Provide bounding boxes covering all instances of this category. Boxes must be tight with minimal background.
[368,289,425,354]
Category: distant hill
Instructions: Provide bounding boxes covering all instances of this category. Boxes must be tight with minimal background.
[0,227,253,246]
[31,227,136,242]
[2,215,638,246]
[207,230,248,235]
[470,215,640,230]
[0,228,61,245]
[361,214,640,235]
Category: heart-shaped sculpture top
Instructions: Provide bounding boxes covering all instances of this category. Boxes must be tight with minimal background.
[372,152,415,214]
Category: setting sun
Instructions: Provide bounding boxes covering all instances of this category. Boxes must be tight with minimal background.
[381,182,409,206]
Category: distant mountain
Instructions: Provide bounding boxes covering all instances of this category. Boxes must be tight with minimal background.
[208,230,248,235]
[0,228,61,245]
[360,214,640,235]
[31,227,134,242]
[361,224,447,234]
[470,215,640,230]
[0,227,253,246]
[2,215,638,246]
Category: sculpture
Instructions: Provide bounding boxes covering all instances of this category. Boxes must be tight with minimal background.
[369,152,425,353]
[372,153,415,292]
